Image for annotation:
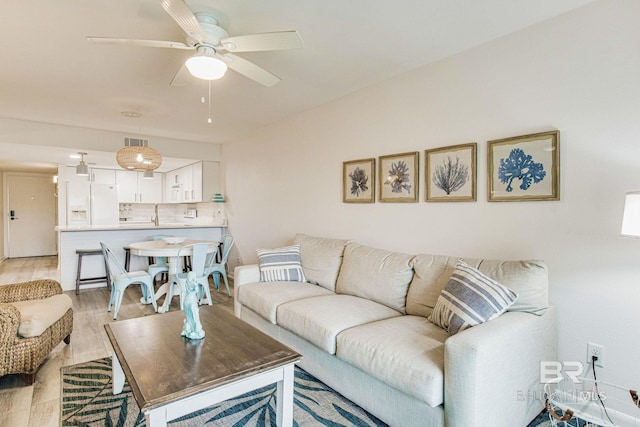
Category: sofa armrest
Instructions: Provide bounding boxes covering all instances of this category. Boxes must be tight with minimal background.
[444,306,556,427]
[0,279,62,304]
[233,264,261,317]
[0,303,21,346]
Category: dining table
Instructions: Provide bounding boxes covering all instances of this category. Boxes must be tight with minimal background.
[128,238,220,313]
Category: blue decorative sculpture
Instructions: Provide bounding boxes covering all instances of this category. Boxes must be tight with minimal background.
[182,271,205,340]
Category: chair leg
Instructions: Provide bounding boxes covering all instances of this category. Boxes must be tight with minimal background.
[222,271,231,297]
[108,286,115,312]
[199,278,213,306]
[22,373,35,386]
[113,289,123,320]
[144,282,158,313]
[213,272,220,292]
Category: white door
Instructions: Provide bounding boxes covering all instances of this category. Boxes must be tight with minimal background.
[6,173,57,257]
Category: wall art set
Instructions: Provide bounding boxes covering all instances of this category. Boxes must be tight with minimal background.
[343,130,559,203]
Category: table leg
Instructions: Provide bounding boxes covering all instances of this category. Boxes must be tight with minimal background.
[112,352,125,395]
[145,407,168,427]
[139,256,181,309]
[276,364,295,427]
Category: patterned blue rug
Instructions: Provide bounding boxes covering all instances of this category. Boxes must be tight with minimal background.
[60,357,387,426]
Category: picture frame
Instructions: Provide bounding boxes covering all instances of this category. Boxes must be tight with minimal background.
[378,151,419,202]
[487,130,560,202]
[425,143,477,202]
[343,158,375,203]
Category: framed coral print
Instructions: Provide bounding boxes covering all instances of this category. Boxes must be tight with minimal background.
[378,151,419,202]
[343,158,375,203]
[487,130,560,202]
[426,143,477,202]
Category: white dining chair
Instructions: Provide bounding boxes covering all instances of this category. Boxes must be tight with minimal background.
[100,242,158,320]
[169,243,215,310]
[205,235,234,297]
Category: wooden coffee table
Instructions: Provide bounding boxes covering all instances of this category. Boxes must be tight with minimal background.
[104,306,301,427]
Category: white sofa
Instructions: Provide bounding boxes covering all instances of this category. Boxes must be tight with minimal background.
[234,234,556,427]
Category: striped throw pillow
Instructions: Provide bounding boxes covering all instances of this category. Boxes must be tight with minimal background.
[256,244,307,282]
[429,260,518,335]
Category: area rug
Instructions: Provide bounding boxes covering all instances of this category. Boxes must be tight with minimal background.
[60,357,388,426]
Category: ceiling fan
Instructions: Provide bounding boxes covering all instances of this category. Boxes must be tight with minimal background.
[87,0,303,87]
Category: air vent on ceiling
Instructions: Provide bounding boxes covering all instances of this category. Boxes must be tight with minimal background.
[123,137,149,147]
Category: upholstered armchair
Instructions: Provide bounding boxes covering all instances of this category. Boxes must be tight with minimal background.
[0,279,73,385]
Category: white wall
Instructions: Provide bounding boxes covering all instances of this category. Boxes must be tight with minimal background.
[223,0,640,389]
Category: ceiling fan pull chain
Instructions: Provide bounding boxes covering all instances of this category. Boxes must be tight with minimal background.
[207,80,212,124]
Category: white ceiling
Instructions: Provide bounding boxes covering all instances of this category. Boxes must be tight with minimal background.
[1,0,595,171]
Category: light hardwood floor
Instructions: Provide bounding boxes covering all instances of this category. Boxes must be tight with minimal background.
[0,256,234,427]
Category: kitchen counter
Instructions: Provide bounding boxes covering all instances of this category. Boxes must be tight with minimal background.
[56,222,227,232]
[56,224,226,292]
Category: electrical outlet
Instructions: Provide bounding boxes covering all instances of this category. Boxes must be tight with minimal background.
[587,342,605,367]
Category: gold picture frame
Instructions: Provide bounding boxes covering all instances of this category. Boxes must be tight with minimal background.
[343,158,375,203]
[425,143,477,202]
[378,151,419,202]
[487,130,560,202]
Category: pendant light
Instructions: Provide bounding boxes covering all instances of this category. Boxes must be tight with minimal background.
[117,112,162,172]
[76,152,89,176]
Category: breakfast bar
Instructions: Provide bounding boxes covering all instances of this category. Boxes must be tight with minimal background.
[56,223,225,293]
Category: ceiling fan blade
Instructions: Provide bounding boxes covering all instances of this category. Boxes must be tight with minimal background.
[160,0,208,43]
[220,53,281,87]
[86,37,194,50]
[170,63,192,86]
[220,31,303,52]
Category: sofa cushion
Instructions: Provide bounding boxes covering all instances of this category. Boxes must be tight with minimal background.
[336,315,448,407]
[236,281,334,324]
[276,294,402,354]
[335,243,414,313]
[408,255,548,317]
[428,260,518,334]
[293,233,351,292]
[406,254,457,318]
[12,294,73,338]
[256,244,306,282]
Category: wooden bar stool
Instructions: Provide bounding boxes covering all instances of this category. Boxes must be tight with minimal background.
[75,248,110,295]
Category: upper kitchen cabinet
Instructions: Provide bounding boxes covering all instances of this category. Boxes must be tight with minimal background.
[165,161,219,203]
[116,170,163,203]
[65,166,116,184]
[90,168,116,185]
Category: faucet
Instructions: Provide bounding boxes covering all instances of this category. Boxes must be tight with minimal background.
[154,204,159,226]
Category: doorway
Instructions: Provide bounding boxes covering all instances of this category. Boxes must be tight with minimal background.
[5,172,57,258]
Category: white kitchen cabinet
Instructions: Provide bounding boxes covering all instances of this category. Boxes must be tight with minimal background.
[164,161,219,203]
[91,168,116,184]
[138,172,163,203]
[66,166,116,184]
[116,170,163,203]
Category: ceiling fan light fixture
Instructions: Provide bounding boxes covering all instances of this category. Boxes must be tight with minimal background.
[185,54,227,80]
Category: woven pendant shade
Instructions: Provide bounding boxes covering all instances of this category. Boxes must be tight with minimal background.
[116,146,162,172]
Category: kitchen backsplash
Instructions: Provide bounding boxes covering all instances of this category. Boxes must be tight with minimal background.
[119,202,225,225]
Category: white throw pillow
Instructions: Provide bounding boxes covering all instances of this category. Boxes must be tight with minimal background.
[256,244,306,282]
[429,260,518,335]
